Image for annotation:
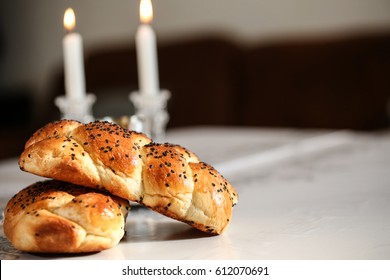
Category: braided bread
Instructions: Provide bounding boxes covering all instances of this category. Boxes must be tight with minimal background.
[19,120,238,234]
[3,180,130,253]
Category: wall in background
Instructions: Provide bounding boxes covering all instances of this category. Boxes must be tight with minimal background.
[1,0,390,119]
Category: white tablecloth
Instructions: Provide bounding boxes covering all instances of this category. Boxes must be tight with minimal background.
[1,126,390,259]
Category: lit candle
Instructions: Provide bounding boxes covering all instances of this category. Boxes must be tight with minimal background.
[136,0,159,95]
[63,8,86,100]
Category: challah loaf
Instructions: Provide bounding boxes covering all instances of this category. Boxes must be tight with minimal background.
[19,120,238,234]
[3,180,130,253]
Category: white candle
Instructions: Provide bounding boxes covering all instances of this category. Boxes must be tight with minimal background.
[136,0,159,95]
[63,8,86,100]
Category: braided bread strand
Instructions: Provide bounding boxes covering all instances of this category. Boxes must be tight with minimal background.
[4,180,129,253]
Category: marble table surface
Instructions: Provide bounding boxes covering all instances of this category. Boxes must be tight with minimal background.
[1,126,389,260]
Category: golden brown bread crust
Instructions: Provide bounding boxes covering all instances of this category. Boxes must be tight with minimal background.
[19,120,152,201]
[4,180,130,253]
[140,143,237,234]
[19,120,238,234]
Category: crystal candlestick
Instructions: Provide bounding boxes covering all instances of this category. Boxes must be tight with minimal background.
[129,90,170,141]
[55,93,96,123]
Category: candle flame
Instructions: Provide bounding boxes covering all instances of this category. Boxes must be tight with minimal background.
[64,8,76,32]
[140,0,153,24]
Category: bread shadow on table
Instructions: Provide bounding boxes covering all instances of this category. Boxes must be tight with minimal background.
[121,205,214,242]
[122,220,212,243]
[25,251,100,259]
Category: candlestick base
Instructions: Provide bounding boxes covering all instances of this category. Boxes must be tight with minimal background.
[129,90,170,141]
[55,94,96,123]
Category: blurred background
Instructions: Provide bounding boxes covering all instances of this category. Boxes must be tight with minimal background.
[0,0,390,159]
